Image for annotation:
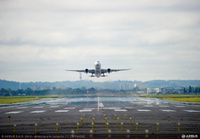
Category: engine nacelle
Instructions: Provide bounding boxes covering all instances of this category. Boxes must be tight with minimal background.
[107,68,111,73]
[85,69,89,73]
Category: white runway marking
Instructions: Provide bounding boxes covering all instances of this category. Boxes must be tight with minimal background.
[159,105,169,107]
[55,110,69,112]
[64,107,76,109]
[183,110,200,112]
[34,106,43,108]
[17,107,27,109]
[137,109,151,112]
[114,109,127,112]
[5,111,23,114]
[144,105,154,107]
[30,110,46,113]
[161,109,176,112]
[50,106,59,108]
[79,110,92,112]
[175,106,186,107]
[124,107,133,109]
[102,107,121,110]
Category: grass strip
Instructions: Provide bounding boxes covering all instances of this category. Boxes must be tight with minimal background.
[140,95,200,103]
[0,96,62,104]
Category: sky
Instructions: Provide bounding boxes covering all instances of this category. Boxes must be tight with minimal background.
[0,0,200,82]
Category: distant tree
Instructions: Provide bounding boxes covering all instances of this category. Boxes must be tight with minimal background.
[25,88,33,95]
[189,86,192,93]
[183,88,186,94]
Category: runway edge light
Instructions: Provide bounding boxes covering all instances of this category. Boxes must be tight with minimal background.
[121,122,124,131]
[35,123,38,133]
[106,122,109,131]
[77,122,79,131]
[8,116,11,122]
[178,123,181,131]
[156,123,159,131]
[126,129,131,134]
[129,117,132,124]
[136,122,139,131]
[14,124,16,134]
[56,123,59,132]
[91,122,94,131]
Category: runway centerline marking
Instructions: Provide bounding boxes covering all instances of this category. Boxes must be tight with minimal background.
[30,110,46,113]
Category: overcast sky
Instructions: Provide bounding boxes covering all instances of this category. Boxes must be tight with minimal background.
[0,0,200,82]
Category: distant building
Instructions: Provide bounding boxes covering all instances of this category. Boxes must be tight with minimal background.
[31,86,50,91]
[134,83,147,89]
[119,83,134,90]
[58,85,67,90]
[119,83,147,90]
[31,86,40,91]
[147,88,160,93]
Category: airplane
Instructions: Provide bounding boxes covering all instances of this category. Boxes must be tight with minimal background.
[66,61,131,77]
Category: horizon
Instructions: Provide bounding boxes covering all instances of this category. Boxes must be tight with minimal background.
[1,78,200,83]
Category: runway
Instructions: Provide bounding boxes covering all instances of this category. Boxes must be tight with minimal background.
[0,96,200,138]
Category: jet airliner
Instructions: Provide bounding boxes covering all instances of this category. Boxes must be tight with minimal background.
[66,61,130,77]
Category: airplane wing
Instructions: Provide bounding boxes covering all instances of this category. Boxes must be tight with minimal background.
[65,69,95,74]
[101,68,131,74]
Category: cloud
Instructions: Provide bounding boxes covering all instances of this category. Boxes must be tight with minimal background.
[0,0,200,82]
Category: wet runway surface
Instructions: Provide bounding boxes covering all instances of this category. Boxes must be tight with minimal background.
[0,96,200,138]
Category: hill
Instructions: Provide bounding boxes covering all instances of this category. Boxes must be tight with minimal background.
[1,79,200,90]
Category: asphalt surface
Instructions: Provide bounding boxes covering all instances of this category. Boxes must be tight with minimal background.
[0,97,200,139]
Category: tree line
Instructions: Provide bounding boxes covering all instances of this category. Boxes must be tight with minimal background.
[0,87,119,96]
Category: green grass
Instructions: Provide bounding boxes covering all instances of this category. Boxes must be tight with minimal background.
[0,96,62,104]
[140,95,200,103]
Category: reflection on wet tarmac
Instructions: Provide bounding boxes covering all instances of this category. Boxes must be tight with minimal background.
[0,96,199,108]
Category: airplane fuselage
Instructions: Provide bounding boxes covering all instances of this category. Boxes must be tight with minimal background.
[95,61,101,77]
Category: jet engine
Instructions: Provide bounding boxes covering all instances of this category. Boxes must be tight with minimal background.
[107,68,111,73]
[85,69,89,73]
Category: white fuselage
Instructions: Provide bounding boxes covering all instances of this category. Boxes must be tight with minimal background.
[95,61,101,77]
